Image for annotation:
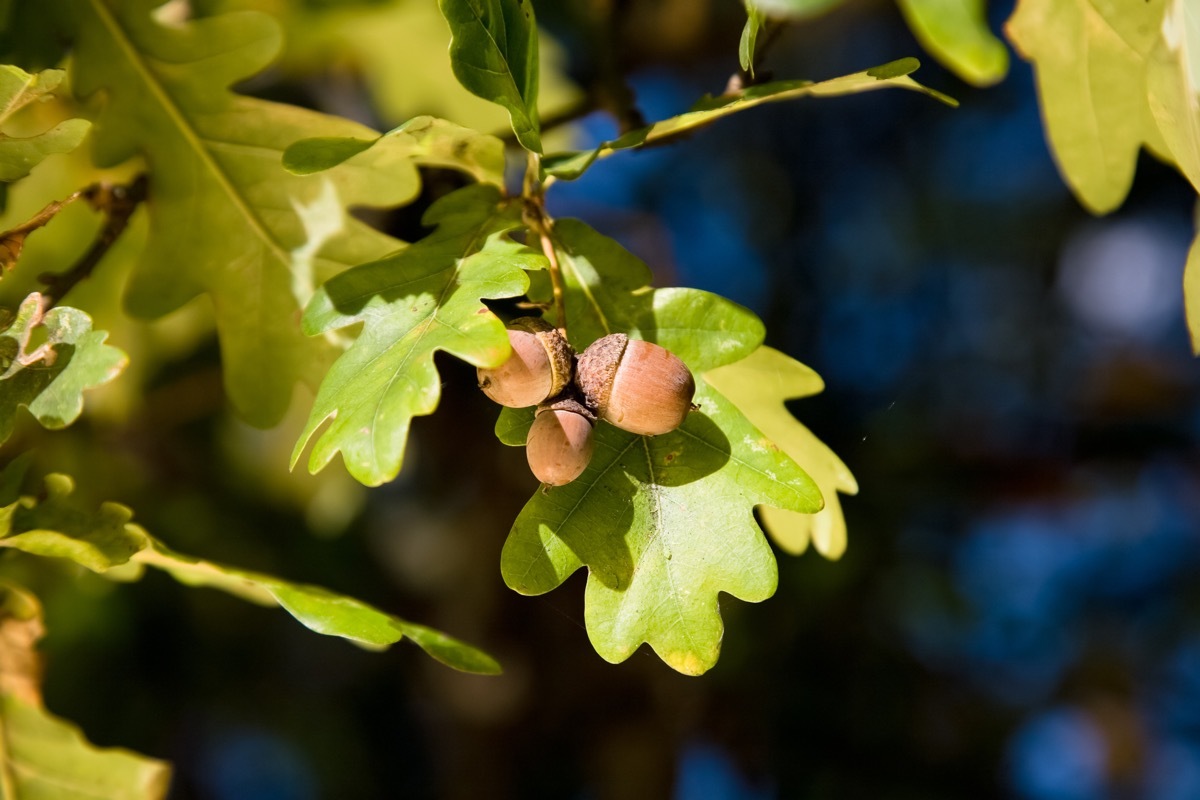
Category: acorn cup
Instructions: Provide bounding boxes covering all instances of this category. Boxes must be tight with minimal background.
[526,394,595,486]
[476,316,573,408]
[575,333,695,436]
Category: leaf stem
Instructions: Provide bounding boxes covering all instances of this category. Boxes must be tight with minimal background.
[38,174,148,309]
[522,152,568,335]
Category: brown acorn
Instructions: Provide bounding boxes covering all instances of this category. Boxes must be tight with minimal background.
[575,333,695,436]
[526,395,595,486]
[477,317,573,408]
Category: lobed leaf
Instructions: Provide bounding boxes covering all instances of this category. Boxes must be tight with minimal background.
[543,58,956,181]
[438,0,541,153]
[0,471,501,674]
[1008,0,1200,344]
[0,65,90,183]
[283,115,507,188]
[897,0,1009,87]
[0,582,171,799]
[0,292,127,444]
[501,379,821,675]
[293,184,546,486]
[705,346,858,559]
[496,224,820,675]
[59,0,416,426]
[1006,0,1173,213]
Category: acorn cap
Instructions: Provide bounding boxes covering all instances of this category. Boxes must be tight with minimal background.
[477,317,574,408]
[575,333,695,436]
[575,333,628,417]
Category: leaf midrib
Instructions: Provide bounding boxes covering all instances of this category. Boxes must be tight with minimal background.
[87,0,291,271]
[639,437,702,655]
[0,74,38,127]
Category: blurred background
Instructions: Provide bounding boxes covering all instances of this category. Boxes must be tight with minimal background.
[4,0,1200,798]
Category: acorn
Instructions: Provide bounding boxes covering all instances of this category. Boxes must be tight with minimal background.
[477,317,573,408]
[526,395,595,486]
[575,333,695,436]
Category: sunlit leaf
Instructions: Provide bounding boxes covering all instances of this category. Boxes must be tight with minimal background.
[1008,0,1200,343]
[897,0,1009,87]
[0,582,171,799]
[58,0,415,426]
[706,346,857,559]
[293,184,546,487]
[283,115,507,187]
[439,0,541,153]
[0,471,501,674]
[1006,0,1172,213]
[543,58,956,180]
[0,292,126,444]
[495,224,820,675]
[533,219,766,363]
[500,379,821,676]
[739,6,768,77]
[0,65,90,182]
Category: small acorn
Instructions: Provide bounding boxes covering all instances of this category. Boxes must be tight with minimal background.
[575,333,695,436]
[477,317,573,408]
[526,395,595,486]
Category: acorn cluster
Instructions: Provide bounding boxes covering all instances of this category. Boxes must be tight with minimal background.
[478,317,696,486]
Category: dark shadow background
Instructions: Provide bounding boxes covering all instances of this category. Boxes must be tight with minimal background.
[13,0,1200,798]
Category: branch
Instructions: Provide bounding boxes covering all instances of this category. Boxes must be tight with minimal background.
[38,175,148,308]
[521,152,568,336]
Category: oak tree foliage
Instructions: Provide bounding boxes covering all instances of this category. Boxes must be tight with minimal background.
[0,0,1192,792]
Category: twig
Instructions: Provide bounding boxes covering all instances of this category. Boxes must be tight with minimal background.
[521,151,568,335]
[38,174,148,308]
[0,189,89,274]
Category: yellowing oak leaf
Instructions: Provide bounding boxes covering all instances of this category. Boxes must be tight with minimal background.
[706,346,857,560]
[0,582,171,799]
[1008,0,1200,349]
[59,0,417,426]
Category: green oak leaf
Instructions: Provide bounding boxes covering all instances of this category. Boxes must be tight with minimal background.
[283,115,507,187]
[58,0,416,426]
[0,292,127,444]
[293,184,546,487]
[543,58,955,180]
[1006,0,1172,213]
[496,224,819,674]
[0,693,171,799]
[1,582,171,799]
[439,0,541,153]
[897,0,1009,87]
[739,7,768,77]
[500,379,822,676]
[706,346,857,559]
[0,471,501,674]
[533,219,767,362]
[0,65,90,183]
